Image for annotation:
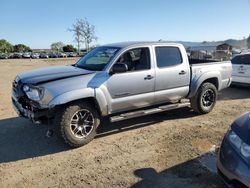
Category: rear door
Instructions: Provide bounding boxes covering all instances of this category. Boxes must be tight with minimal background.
[232,54,250,84]
[153,45,190,104]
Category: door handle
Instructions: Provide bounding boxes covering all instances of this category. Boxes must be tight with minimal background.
[144,75,154,80]
[179,70,186,75]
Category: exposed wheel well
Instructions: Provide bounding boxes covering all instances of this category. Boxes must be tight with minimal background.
[55,97,102,116]
[202,78,219,89]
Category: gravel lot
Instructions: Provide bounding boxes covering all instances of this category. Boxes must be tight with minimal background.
[0,58,249,188]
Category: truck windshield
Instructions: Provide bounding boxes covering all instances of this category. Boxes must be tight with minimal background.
[75,47,120,71]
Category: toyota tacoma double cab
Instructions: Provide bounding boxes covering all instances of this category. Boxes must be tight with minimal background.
[12,42,232,147]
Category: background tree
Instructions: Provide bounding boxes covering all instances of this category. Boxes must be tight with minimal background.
[247,35,250,49]
[69,21,82,54]
[70,18,97,53]
[0,39,13,53]
[79,18,97,52]
[63,45,77,52]
[13,44,32,52]
[51,42,64,52]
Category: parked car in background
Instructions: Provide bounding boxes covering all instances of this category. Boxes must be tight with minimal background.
[0,53,9,59]
[39,53,49,58]
[231,53,250,85]
[49,52,58,58]
[13,53,23,59]
[217,111,250,188]
[22,52,31,58]
[12,42,232,147]
[31,53,40,59]
[57,52,67,58]
[67,52,77,57]
[7,53,14,59]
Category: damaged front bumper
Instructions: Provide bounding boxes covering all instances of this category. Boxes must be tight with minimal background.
[12,92,53,124]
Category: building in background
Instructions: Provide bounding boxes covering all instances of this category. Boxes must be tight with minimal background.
[216,43,232,51]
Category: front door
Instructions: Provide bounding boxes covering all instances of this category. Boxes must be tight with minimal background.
[106,47,155,113]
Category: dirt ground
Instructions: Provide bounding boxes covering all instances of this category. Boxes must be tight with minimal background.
[0,58,249,188]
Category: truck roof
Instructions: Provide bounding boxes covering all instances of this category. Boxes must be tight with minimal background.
[104,41,183,48]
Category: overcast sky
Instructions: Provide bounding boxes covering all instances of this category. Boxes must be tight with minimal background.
[0,0,250,48]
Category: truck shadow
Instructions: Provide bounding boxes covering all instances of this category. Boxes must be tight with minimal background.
[218,86,250,101]
[131,152,227,188]
[0,117,70,163]
[0,107,196,163]
[96,107,196,138]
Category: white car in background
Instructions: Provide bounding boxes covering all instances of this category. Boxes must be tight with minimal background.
[231,53,250,85]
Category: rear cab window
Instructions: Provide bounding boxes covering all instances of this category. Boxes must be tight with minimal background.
[155,46,183,68]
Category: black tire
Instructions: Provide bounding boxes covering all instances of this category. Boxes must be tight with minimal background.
[55,102,100,148]
[190,82,217,114]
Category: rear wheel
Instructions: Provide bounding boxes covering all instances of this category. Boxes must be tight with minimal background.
[55,102,100,148]
[191,82,217,114]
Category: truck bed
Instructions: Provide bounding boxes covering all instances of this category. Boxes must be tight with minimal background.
[188,59,232,99]
[188,58,220,65]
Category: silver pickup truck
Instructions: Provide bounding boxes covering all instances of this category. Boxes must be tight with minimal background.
[12,42,232,147]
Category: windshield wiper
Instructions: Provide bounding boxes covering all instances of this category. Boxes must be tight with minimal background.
[74,64,98,71]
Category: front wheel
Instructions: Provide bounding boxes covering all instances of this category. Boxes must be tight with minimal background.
[190,82,217,114]
[55,102,100,148]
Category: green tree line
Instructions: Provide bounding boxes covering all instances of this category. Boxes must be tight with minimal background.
[0,39,78,53]
[0,39,32,53]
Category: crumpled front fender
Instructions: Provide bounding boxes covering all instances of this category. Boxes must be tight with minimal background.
[48,88,95,107]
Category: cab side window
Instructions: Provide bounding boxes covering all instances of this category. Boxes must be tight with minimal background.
[155,47,182,68]
[116,48,151,71]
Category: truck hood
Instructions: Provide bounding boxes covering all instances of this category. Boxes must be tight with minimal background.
[232,111,250,145]
[18,65,95,85]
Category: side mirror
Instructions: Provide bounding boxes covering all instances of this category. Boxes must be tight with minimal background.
[111,63,128,74]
